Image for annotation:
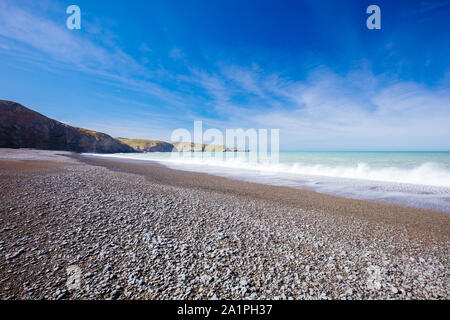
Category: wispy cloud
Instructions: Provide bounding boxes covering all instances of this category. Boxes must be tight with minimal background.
[186,65,450,150]
[169,48,185,60]
[0,2,136,74]
[0,0,187,107]
[410,1,450,16]
[0,0,448,150]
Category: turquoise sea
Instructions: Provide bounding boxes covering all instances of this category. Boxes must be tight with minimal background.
[87,151,450,212]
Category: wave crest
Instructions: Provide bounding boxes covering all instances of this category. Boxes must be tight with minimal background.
[88,153,450,188]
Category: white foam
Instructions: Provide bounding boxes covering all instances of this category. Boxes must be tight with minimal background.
[87,152,450,187]
[85,152,450,212]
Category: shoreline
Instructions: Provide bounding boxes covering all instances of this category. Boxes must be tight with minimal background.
[82,152,450,213]
[0,149,449,299]
[76,153,449,239]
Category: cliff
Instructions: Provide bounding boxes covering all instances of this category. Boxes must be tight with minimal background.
[0,100,135,153]
[172,142,249,152]
[117,138,175,152]
[0,100,250,153]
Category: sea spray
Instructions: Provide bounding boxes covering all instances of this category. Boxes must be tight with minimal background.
[85,151,450,212]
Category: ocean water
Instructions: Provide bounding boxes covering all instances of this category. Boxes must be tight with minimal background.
[87,151,450,213]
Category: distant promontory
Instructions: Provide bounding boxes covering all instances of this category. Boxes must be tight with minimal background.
[0,100,247,153]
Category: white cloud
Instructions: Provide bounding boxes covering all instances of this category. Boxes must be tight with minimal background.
[0,1,448,150]
[169,48,185,60]
[192,65,450,150]
[0,0,185,105]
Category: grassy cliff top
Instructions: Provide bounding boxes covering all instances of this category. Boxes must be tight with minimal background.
[74,127,105,140]
[118,138,249,152]
[117,138,165,146]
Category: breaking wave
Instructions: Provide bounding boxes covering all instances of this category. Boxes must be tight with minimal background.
[88,153,450,188]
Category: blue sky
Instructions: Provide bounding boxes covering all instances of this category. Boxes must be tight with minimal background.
[0,0,449,150]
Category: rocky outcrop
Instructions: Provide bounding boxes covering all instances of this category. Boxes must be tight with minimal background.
[117,138,175,152]
[172,142,249,152]
[0,100,135,153]
[172,142,204,152]
[0,99,250,153]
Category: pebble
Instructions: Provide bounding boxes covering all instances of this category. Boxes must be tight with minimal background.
[0,150,447,300]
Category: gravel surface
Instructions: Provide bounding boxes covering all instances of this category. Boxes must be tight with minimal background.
[0,149,448,300]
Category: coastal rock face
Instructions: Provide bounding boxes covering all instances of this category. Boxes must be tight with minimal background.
[0,100,135,153]
[172,142,205,152]
[172,142,249,152]
[117,138,175,152]
[0,99,250,153]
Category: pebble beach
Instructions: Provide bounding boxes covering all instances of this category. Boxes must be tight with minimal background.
[0,149,448,300]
